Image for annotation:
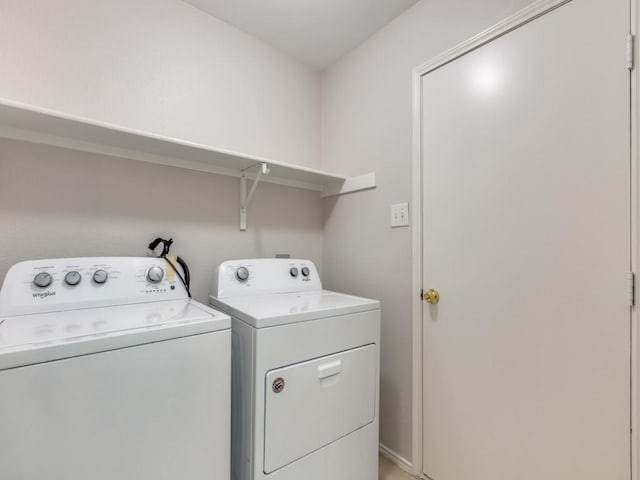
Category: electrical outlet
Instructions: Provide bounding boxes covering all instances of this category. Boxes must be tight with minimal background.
[391,202,409,228]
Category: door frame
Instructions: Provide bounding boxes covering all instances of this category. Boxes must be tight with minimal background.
[410,0,638,477]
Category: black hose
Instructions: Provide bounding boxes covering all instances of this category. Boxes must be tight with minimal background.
[148,237,191,298]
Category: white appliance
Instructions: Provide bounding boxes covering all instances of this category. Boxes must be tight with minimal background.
[0,257,231,480]
[209,258,380,480]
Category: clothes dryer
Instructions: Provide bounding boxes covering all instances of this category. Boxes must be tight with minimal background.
[209,258,380,480]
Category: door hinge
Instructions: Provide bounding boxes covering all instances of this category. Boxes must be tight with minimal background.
[628,272,635,307]
[627,34,634,70]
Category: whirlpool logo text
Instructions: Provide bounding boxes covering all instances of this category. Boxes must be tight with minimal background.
[32,291,56,299]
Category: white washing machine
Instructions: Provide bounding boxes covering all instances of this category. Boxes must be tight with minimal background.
[209,258,380,480]
[0,257,231,480]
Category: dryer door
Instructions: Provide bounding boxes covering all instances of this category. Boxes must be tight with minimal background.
[263,343,376,473]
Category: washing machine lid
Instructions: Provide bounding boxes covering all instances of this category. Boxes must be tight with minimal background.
[0,299,230,370]
[209,290,379,328]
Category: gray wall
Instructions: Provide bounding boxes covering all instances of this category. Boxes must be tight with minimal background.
[0,0,324,295]
[321,0,536,464]
[0,0,321,168]
[0,139,323,303]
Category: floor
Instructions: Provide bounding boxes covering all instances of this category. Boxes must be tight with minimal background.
[379,455,418,480]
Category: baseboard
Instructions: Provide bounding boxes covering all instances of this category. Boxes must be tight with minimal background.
[379,443,414,475]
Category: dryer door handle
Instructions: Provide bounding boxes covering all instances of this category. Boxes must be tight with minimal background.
[317,360,342,379]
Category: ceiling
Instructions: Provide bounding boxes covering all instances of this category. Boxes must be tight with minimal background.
[182,0,420,69]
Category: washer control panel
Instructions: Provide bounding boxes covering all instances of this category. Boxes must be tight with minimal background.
[0,257,187,317]
[212,258,322,299]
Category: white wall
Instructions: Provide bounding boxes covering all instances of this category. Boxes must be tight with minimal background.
[0,0,324,295]
[321,0,536,464]
[0,0,320,168]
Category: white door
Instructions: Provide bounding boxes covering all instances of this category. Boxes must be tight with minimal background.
[421,1,631,479]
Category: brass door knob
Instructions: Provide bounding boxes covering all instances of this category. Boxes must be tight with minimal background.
[423,289,440,304]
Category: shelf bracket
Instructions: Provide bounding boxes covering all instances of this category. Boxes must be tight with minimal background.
[240,162,270,231]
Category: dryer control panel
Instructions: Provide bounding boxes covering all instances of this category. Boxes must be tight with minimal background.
[212,258,322,299]
[0,257,188,317]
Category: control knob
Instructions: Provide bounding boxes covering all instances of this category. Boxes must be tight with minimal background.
[93,269,108,284]
[301,266,310,277]
[146,266,165,284]
[33,272,52,288]
[64,271,82,286]
[236,266,249,282]
[289,267,299,277]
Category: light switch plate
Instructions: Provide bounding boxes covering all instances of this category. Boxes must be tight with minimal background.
[391,202,409,228]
